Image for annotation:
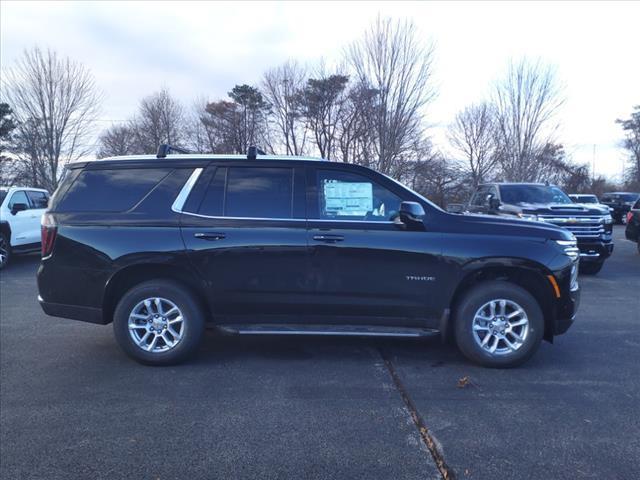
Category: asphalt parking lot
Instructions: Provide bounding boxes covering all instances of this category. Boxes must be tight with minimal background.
[1,226,638,480]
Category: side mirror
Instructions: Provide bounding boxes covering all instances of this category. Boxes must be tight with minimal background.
[11,203,28,215]
[488,195,500,211]
[399,201,426,225]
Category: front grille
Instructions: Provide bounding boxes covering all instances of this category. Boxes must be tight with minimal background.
[538,215,605,238]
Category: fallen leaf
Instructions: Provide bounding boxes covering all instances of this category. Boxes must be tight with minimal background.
[457,376,470,388]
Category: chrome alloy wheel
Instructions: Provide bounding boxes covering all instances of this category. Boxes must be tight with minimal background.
[128,297,185,353]
[472,299,530,355]
[0,236,8,268]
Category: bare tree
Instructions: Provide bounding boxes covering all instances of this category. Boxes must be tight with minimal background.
[337,83,378,165]
[130,88,186,154]
[347,16,436,176]
[448,102,498,187]
[616,105,640,188]
[2,47,101,190]
[300,72,349,159]
[97,124,136,158]
[262,61,308,155]
[493,59,564,182]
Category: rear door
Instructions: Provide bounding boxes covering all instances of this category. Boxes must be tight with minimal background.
[305,166,443,325]
[180,163,311,320]
[25,190,49,243]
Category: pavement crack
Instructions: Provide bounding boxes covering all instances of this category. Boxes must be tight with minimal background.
[379,346,456,480]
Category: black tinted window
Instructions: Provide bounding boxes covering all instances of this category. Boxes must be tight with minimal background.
[26,191,49,208]
[195,167,294,219]
[198,167,226,217]
[58,168,170,212]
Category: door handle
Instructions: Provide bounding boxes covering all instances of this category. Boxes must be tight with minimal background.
[313,234,344,243]
[194,232,226,241]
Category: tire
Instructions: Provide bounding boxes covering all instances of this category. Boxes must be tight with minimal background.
[454,281,544,368]
[637,242,640,255]
[579,261,604,275]
[0,233,11,270]
[113,280,205,365]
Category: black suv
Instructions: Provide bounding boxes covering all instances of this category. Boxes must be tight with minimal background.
[468,183,614,275]
[601,192,640,224]
[38,147,580,368]
[625,197,640,254]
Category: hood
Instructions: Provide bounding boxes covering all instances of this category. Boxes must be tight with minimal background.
[451,213,573,241]
[503,203,607,216]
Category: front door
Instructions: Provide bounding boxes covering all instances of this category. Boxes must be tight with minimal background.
[181,164,310,320]
[305,167,443,326]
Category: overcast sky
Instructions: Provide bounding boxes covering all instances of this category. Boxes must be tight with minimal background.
[1,1,638,179]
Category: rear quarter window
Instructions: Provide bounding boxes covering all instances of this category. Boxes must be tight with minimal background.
[56,168,171,212]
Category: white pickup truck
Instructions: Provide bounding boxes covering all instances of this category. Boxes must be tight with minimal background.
[0,186,50,269]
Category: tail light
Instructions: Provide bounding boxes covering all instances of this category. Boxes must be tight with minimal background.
[627,211,633,224]
[41,213,57,258]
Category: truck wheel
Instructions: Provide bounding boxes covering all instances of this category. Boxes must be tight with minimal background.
[113,280,205,365]
[454,281,544,368]
[0,233,10,270]
[579,261,603,275]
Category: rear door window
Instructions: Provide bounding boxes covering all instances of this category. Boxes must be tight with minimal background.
[26,191,49,209]
[197,167,294,219]
[57,168,171,212]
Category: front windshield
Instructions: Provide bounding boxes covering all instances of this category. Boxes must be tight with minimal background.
[621,193,640,202]
[499,185,572,205]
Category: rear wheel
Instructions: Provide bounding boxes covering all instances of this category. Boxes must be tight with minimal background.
[579,261,604,275]
[0,233,10,270]
[113,280,205,365]
[454,281,544,368]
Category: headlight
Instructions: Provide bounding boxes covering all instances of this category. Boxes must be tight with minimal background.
[518,213,538,221]
[555,239,579,261]
[603,215,613,224]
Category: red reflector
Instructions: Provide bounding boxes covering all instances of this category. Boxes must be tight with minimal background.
[41,213,57,258]
[627,211,633,224]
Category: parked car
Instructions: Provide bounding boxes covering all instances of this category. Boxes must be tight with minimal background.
[38,145,580,368]
[467,183,613,274]
[568,193,600,204]
[0,186,50,269]
[625,198,640,254]
[600,192,640,224]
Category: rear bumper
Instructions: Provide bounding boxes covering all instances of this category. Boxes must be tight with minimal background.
[577,238,613,263]
[38,296,106,324]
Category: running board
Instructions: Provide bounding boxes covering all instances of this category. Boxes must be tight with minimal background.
[216,324,440,338]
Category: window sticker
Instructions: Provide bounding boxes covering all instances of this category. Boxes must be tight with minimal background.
[323,180,373,216]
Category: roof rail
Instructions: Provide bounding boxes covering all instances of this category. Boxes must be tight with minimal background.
[247,146,266,160]
[156,144,191,158]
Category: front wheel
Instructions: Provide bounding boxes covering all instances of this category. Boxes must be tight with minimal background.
[113,280,205,365]
[0,233,11,270]
[454,281,544,368]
